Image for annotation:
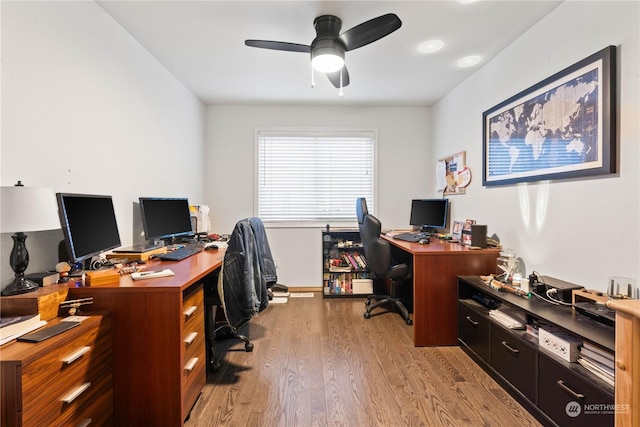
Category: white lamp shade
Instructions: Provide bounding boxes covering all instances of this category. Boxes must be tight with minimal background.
[311,54,344,73]
[1,186,61,233]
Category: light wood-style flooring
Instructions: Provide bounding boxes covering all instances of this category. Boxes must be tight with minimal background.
[186,293,542,427]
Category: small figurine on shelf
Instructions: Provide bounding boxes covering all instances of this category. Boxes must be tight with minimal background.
[56,262,71,283]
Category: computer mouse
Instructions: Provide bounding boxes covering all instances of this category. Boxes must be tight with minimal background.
[418,238,429,245]
[205,245,218,250]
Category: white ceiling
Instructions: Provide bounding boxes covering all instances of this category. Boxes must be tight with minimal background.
[97,0,562,107]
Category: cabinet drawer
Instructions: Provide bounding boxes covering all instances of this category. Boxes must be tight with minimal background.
[21,323,110,411]
[490,325,537,403]
[182,286,206,421]
[538,353,614,427]
[3,315,114,427]
[458,301,491,363]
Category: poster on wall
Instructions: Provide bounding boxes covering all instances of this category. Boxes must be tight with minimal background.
[482,45,616,186]
[436,151,471,195]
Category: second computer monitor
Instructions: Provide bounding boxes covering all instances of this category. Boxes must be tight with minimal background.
[139,197,193,242]
[409,198,449,232]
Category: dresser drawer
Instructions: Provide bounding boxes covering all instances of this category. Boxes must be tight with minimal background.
[182,286,206,420]
[458,301,491,363]
[490,324,537,403]
[538,352,614,427]
[1,315,113,427]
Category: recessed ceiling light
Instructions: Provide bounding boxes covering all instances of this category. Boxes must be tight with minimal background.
[457,55,481,68]
[417,40,444,54]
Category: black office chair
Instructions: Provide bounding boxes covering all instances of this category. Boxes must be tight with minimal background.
[205,217,275,371]
[360,213,412,325]
[356,197,368,235]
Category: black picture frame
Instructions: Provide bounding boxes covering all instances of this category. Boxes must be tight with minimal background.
[482,45,616,186]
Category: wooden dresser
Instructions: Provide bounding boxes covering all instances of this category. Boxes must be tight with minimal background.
[67,250,223,426]
[1,314,113,426]
[606,299,640,427]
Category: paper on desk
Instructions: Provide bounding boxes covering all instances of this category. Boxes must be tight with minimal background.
[131,269,175,280]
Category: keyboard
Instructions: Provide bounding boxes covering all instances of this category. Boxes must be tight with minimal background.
[156,245,203,261]
[392,232,429,242]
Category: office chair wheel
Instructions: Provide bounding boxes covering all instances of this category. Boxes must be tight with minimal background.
[364,311,371,319]
[365,299,371,306]
[406,318,413,325]
[245,342,254,352]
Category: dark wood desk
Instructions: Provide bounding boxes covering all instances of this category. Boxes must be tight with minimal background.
[383,236,499,346]
[68,249,224,426]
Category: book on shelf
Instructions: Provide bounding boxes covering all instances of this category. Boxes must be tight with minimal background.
[579,345,615,371]
[577,357,615,386]
[0,313,47,345]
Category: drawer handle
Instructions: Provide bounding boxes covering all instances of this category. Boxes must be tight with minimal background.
[61,382,91,403]
[184,331,198,345]
[62,346,91,364]
[556,380,585,399]
[616,360,626,371]
[466,316,479,327]
[183,306,197,317]
[77,419,92,427]
[501,341,520,354]
[184,357,199,372]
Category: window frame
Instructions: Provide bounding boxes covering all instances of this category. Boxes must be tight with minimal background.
[253,127,378,228]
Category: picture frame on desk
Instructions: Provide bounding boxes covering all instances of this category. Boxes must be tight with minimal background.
[462,219,476,245]
[482,45,616,187]
[451,220,464,241]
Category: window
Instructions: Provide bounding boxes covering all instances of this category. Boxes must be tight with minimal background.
[256,129,376,224]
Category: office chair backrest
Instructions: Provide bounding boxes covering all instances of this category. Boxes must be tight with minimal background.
[361,213,392,277]
[356,197,368,225]
[356,197,369,241]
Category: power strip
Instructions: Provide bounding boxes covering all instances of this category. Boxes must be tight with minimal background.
[538,327,582,362]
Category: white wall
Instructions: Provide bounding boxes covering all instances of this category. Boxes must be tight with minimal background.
[430,1,640,292]
[1,1,206,287]
[205,105,429,287]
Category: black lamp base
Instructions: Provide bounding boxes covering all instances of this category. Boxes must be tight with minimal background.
[1,276,39,296]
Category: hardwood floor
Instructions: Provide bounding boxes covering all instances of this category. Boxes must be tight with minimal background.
[186,293,542,427]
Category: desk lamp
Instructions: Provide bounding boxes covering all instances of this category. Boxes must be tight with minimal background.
[1,182,60,296]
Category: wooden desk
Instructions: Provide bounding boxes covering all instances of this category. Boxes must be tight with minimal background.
[383,236,499,346]
[67,249,225,426]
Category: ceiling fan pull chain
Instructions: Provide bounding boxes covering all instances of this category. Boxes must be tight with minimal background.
[311,65,315,88]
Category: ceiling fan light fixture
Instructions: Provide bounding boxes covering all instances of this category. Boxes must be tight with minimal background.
[311,46,345,73]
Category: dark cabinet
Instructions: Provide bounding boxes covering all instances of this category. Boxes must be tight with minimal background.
[458,276,615,427]
[538,352,614,427]
[458,301,491,363]
[490,324,538,403]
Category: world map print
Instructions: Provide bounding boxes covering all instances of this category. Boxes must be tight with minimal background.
[486,68,600,181]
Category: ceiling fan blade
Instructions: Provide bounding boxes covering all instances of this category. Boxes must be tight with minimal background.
[340,13,402,52]
[326,66,350,88]
[245,40,311,53]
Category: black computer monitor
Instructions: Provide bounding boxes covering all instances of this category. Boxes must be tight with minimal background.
[409,198,449,232]
[57,193,122,265]
[139,197,193,242]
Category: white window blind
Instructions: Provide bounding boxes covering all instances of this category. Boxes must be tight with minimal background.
[257,130,375,223]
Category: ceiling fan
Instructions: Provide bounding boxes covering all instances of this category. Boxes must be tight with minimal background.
[245,13,402,90]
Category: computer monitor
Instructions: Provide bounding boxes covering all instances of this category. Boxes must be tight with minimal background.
[139,197,194,242]
[409,198,449,233]
[56,193,122,265]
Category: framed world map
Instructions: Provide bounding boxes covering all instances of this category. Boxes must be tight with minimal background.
[482,46,616,186]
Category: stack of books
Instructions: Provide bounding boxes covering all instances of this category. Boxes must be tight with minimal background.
[576,342,615,386]
[0,313,47,345]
